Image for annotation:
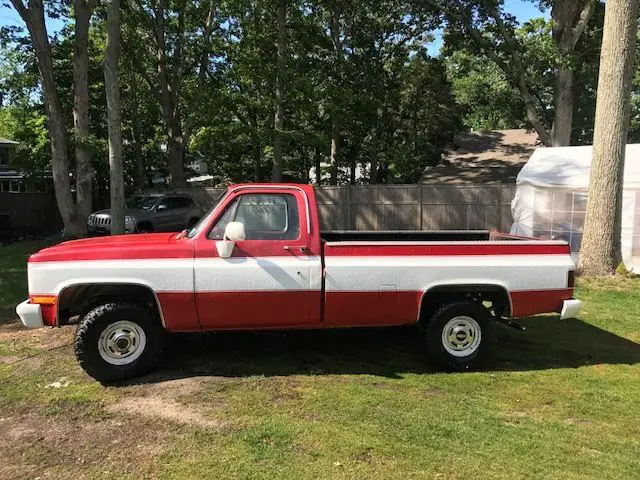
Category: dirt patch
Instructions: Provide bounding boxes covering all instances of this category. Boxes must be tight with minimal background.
[0,318,74,349]
[121,376,204,398]
[0,412,172,480]
[424,386,446,397]
[108,396,222,428]
[108,378,224,428]
[0,355,21,364]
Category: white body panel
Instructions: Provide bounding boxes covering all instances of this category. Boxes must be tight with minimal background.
[28,256,324,295]
[324,254,575,293]
[29,253,572,299]
[194,256,322,292]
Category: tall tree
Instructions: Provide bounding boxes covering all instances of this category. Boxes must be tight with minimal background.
[549,0,597,146]
[104,0,124,234]
[271,0,287,182]
[73,0,96,220]
[578,0,639,276]
[8,0,95,236]
[433,0,597,146]
[327,0,343,185]
[129,0,216,187]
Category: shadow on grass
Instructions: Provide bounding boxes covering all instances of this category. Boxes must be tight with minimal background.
[122,316,640,386]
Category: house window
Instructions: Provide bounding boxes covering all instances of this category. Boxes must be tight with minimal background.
[0,178,25,193]
[0,148,9,166]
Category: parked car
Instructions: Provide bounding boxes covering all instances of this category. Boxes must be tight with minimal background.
[87,194,202,235]
[17,183,582,383]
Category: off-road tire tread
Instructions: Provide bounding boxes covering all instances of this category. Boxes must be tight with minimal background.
[423,300,493,371]
[74,302,164,383]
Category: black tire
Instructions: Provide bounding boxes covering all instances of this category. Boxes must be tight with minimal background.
[423,300,494,371]
[74,302,164,383]
[187,217,199,228]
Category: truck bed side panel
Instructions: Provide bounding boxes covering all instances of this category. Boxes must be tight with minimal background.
[323,241,574,325]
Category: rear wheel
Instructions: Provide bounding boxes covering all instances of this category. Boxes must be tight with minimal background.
[423,301,493,370]
[74,302,164,383]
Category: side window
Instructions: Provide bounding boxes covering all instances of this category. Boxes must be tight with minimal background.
[157,198,174,211]
[208,193,300,241]
[175,197,193,208]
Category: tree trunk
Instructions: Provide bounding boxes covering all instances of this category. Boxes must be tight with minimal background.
[272,0,286,182]
[578,0,639,276]
[9,0,85,236]
[550,1,597,146]
[131,104,146,190]
[328,1,343,186]
[330,120,339,185]
[154,3,187,187]
[166,121,186,187]
[369,135,378,184]
[182,1,215,164]
[104,0,125,235]
[73,0,95,225]
[551,67,574,146]
[349,157,356,185]
[254,143,263,182]
[314,146,322,185]
[299,146,310,183]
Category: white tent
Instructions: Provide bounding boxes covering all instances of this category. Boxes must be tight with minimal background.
[511,144,640,272]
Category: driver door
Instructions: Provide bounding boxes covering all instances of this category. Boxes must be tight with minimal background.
[194,190,322,329]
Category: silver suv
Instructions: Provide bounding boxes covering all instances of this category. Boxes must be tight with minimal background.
[87,194,202,235]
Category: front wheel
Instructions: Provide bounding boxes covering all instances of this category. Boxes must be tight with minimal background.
[423,301,494,371]
[74,302,164,383]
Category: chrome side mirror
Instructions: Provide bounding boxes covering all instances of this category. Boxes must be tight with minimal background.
[215,222,246,258]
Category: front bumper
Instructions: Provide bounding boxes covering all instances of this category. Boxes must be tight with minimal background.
[560,299,583,320]
[16,300,44,328]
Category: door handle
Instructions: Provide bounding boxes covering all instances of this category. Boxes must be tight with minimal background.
[284,245,308,253]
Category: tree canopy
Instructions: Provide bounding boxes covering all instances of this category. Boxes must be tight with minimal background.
[2,0,636,195]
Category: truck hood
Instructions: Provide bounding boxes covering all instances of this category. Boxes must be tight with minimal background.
[29,233,195,263]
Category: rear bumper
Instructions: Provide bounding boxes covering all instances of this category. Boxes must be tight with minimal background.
[560,299,583,320]
[16,300,44,328]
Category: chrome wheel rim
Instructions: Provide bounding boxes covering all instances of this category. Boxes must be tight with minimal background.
[441,316,482,357]
[98,320,146,365]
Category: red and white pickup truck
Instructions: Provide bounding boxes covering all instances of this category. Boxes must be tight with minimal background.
[17,183,582,382]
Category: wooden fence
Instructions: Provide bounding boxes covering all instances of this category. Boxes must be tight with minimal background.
[0,192,61,234]
[157,184,516,232]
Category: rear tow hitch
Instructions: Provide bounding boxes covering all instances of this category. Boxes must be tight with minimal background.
[496,318,527,332]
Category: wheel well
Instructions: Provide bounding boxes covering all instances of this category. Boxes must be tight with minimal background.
[57,283,164,327]
[418,285,512,325]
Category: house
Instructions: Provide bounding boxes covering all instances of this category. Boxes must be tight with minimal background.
[420,129,541,184]
[0,137,25,193]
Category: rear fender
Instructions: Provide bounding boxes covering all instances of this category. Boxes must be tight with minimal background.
[418,282,513,323]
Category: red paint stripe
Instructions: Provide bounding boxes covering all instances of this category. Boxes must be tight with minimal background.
[324,243,569,256]
[195,290,320,329]
[156,292,201,332]
[157,288,575,331]
[510,288,574,317]
[324,291,422,326]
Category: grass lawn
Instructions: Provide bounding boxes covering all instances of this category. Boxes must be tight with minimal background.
[1,240,639,479]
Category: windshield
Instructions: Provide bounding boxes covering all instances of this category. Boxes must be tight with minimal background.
[186,190,228,238]
[126,196,159,211]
